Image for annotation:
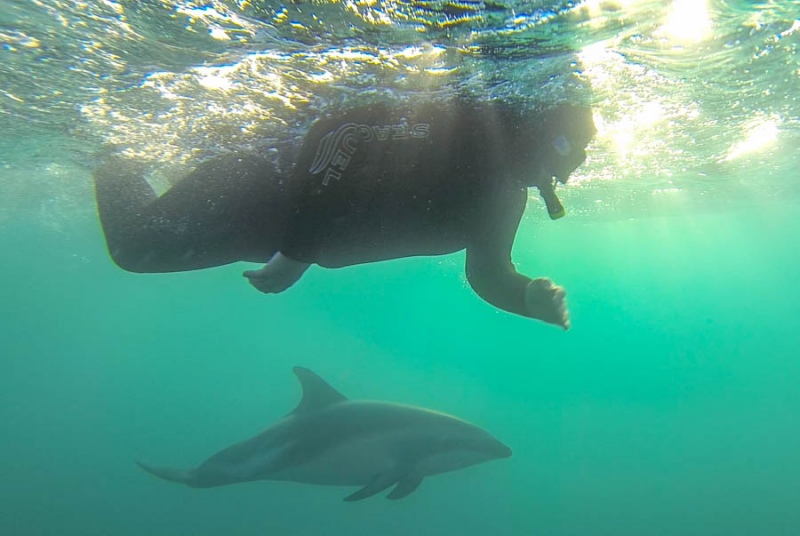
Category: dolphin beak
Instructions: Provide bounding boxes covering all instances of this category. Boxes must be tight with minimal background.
[492,441,513,459]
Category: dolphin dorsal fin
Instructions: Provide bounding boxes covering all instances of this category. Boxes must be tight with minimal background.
[290,367,347,415]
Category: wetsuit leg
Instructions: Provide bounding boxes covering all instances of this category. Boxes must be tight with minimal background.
[94,153,288,273]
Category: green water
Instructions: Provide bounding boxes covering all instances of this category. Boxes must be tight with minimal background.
[3,197,799,535]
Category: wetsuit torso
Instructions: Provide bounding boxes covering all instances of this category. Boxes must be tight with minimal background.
[280,101,530,269]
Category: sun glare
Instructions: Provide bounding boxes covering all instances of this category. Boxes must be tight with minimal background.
[657,0,712,44]
[724,119,780,161]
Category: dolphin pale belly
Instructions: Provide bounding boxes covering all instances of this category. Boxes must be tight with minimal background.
[137,367,511,501]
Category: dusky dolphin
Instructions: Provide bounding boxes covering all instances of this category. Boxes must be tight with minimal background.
[137,367,512,501]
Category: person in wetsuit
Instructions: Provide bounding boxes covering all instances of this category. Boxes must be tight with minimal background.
[94,100,596,330]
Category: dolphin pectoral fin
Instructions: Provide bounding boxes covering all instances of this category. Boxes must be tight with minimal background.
[386,475,424,500]
[136,460,192,485]
[343,471,400,502]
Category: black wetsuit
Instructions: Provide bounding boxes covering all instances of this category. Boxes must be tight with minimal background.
[95,101,593,319]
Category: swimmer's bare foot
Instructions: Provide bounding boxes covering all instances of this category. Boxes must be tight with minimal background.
[524,277,570,330]
[243,253,310,294]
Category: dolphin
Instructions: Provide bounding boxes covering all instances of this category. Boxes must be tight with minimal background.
[136,367,512,501]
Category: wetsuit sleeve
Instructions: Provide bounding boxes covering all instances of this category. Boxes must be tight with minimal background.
[465,185,532,317]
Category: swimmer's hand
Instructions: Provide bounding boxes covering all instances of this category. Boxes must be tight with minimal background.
[525,277,570,330]
[243,253,310,294]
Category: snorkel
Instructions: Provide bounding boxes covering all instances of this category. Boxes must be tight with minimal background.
[534,133,573,220]
[536,174,566,220]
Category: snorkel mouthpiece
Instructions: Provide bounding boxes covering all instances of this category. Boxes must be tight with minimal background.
[537,177,566,220]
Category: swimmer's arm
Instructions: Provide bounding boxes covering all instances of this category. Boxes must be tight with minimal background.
[464,188,569,330]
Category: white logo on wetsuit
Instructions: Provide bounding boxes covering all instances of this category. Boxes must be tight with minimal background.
[309,121,431,185]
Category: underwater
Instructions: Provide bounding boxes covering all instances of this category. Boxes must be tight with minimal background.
[1,0,799,535]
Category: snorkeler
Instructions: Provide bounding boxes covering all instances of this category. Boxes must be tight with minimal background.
[94,100,596,330]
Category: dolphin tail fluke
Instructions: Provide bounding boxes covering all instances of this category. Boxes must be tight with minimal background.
[136,460,193,485]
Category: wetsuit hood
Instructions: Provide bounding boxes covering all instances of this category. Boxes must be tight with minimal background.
[536,104,597,185]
